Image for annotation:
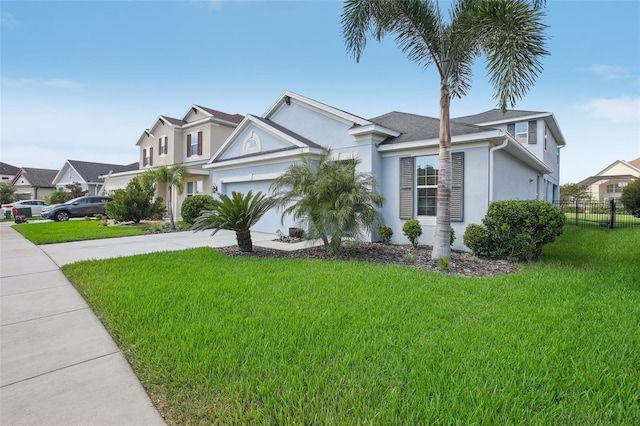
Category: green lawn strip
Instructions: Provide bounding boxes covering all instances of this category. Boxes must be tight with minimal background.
[12,220,150,244]
[62,226,640,424]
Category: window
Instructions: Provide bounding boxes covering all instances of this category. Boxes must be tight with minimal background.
[243,131,261,154]
[515,122,528,144]
[607,183,626,193]
[158,136,168,156]
[399,152,464,221]
[187,131,203,157]
[143,147,153,167]
[416,156,439,216]
[186,180,204,197]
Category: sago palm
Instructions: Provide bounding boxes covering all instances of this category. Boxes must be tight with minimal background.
[342,0,548,260]
[271,149,384,254]
[143,164,189,229]
[192,191,274,252]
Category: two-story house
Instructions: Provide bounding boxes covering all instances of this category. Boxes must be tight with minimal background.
[104,105,243,219]
[578,157,640,201]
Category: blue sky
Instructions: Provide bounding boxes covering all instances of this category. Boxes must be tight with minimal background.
[1,0,639,184]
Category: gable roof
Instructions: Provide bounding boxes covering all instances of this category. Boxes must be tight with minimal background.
[12,168,59,187]
[65,160,139,183]
[453,109,547,125]
[372,111,495,145]
[194,105,244,124]
[628,157,640,169]
[453,108,566,147]
[264,91,372,126]
[0,162,20,175]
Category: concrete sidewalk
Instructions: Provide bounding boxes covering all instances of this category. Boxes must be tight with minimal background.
[0,223,310,425]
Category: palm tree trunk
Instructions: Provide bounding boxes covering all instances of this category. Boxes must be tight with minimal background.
[432,81,452,261]
[236,229,253,252]
[168,186,175,230]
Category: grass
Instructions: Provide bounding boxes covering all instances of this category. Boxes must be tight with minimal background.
[12,220,151,244]
[62,226,640,425]
[564,211,640,227]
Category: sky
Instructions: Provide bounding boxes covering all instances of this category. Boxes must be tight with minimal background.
[1,0,639,184]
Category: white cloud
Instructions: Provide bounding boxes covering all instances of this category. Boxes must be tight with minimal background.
[0,12,19,30]
[1,78,86,90]
[577,96,640,124]
[588,64,634,81]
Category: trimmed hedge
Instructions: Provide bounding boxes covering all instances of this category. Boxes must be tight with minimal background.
[463,200,565,262]
[181,194,215,225]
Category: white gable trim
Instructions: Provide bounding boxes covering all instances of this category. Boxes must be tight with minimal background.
[264,90,372,127]
[209,115,311,164]
[205,147,324,171]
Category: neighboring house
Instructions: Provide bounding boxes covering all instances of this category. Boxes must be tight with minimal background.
[11,167,59,200]
[578,157,640,201]
[52,160,139,196]
[205,91,566,249]
[0,162,20,185]
[104,104,244,218]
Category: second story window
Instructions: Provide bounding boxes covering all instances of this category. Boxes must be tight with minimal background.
[515,122,528,144]
[158,136,168,156]
[143,147,153,167]
[187,131,203,157]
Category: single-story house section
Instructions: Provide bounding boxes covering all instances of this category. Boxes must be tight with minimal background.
[205,91,567,248]
[52,160,139,196]
[205,91,566,249]
[11,167,59,200]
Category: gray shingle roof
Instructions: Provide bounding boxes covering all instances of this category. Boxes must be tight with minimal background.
[0,162,20,175]
[160,116,187,126]
[68,160,138,183]
[17,168,59,187]
[195,105,244,124]
[453,109,548,125]
[250,115,323,150]
[371,112,494,145]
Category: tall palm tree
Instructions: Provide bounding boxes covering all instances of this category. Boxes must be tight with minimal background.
[271,149,384,254]
[192,191,274,252]
[342,0,548,260]
[143,164,189,229]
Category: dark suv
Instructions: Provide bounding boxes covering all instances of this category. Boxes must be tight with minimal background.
[40,196,113,221]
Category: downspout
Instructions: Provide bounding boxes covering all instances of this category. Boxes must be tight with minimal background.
[489,134,509,203]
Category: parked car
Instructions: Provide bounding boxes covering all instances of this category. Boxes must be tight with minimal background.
[1,200,50,218]
[40,196,113,221]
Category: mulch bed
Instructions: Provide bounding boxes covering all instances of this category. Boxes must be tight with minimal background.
[216,242,518,277]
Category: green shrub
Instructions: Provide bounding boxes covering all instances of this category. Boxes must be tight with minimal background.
[105,177,165,223]
[449,227,455,247]
[402,219,422,248]
[47,189,70,204]
[181,194,215,225]
[463,224,488,256]
[464,200,565,262]
[621,178,640,217]
[378,225,393,244]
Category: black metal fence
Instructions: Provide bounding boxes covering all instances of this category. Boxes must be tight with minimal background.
[555,200,640,229]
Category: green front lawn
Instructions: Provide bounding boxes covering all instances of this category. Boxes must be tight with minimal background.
[62,226,640,424]
[12,220,151,244]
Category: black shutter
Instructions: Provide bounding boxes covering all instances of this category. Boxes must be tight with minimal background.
[451,152,464,222]
[149,147,153,166]
[507,123,515,137]
[528,121,537,144]
[187,134,192,157]
[399,157,414,219]
[197,131,203,156]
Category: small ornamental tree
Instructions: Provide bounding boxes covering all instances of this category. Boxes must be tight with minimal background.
[47,189,71,204]
[192,191,274,252]
[181,194,215,225]
[621,178,640,218]
[0,185,17,204]
[104,177,165,223]
[66,182,88,198]
[463,200,565,262]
